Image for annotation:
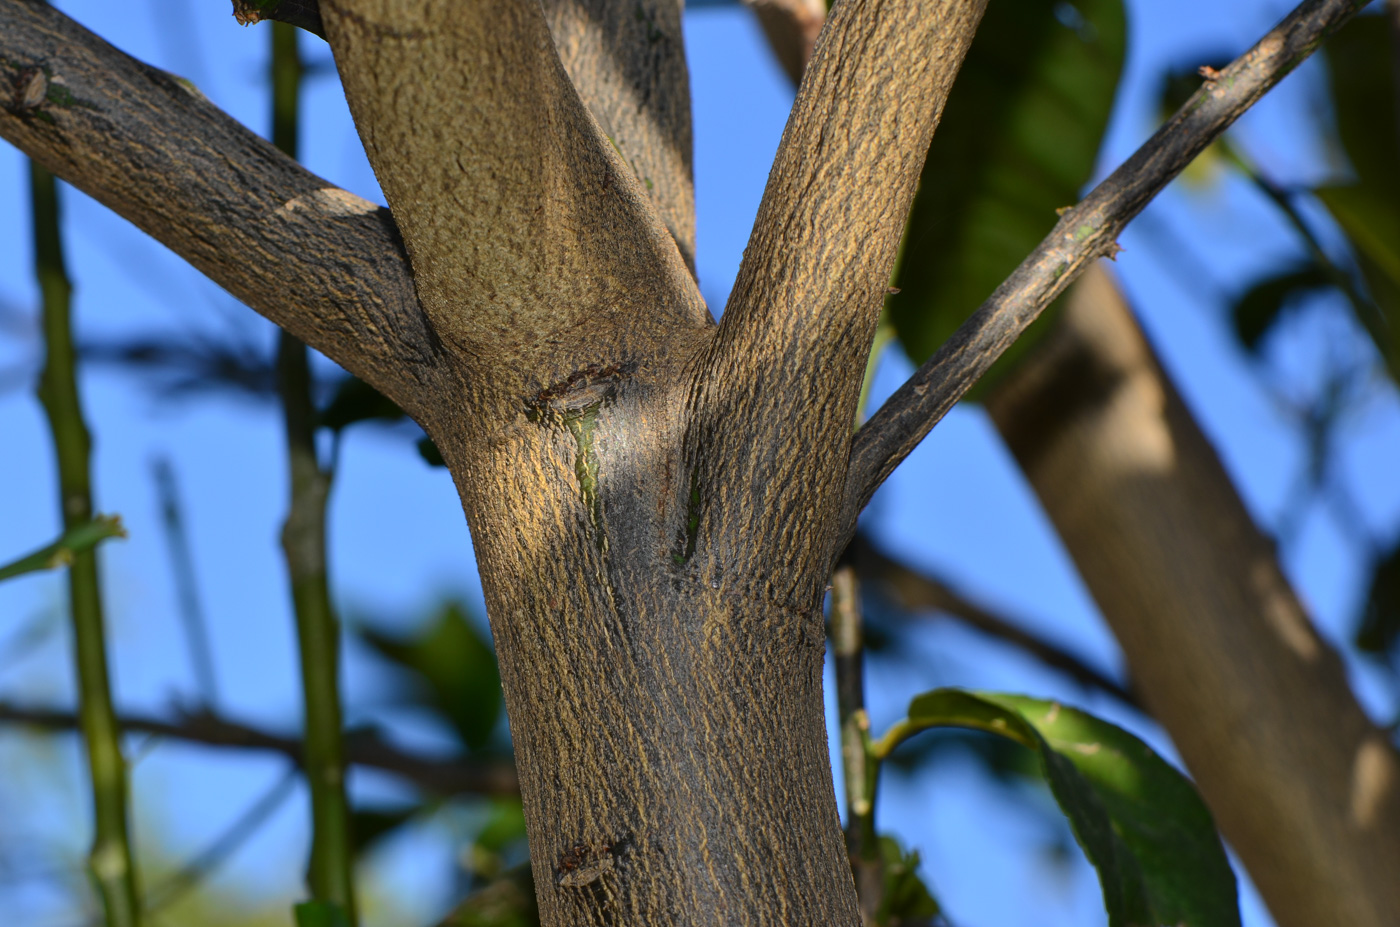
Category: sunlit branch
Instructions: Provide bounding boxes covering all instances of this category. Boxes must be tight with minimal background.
[842,0,1374,531]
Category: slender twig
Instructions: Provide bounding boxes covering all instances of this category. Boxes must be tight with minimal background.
[144,766,298,915]
[847,536,1138,708]
[0,516,125,583]
[830,567,882,923]
[842,0,1373,533]
[150,460,219,708]
[266,22,356,922]
[0,702,520,797]
[32,161,142,927]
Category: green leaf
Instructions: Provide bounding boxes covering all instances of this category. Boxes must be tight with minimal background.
[1356,540,1400,657]
[876,834,941,926]
[0,516,126,583]
[893,689,1240,927]
[1316,16,1400,380]
[889,0,1126,391]
[319,375,406,432]
[359,602,503,751]
[293,900,352,927]
[1229,263,1332,352]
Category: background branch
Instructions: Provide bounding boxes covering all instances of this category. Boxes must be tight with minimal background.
[0,703,520,798]
[842,0,1373,530]
[846,535,1138,707]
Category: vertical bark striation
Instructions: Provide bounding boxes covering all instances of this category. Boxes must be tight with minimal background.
[987,267,1400,927]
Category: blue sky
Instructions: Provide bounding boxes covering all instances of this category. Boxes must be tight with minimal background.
[2,1,1398,925]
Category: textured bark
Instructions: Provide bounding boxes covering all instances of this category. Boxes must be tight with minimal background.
[4,0,1379,923]
[311,1,987,924]
[543,0,697,272]
[986,266,1400,927]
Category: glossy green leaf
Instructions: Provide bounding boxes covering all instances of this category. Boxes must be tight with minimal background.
[294,900,352,927]
[359,602,503,751]
[894,689,1239,927]
[1317,16,1400,379]
[1230,263,1332,352]
[0,516,126,583]
[889,0,1126,391]
[1356,540,1400,657]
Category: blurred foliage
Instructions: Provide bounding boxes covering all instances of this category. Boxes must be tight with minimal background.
[892,690,1240,927]
[1357,540,1400,659]
[873,834,943,927]
[357,602,504,754]
[294,899,353,927]
[438,864,537,927]
[888,0,1126,391]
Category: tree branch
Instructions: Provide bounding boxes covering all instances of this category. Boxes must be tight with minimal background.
[841,0,1372,531]
[0,0,439,419]
[543,0,698,273]
[0,702,520,799]
[319,0,708,383]
[846,535,1139,708]
[742,0,825,86]
[232,0,326,39]
[686,0,987,591]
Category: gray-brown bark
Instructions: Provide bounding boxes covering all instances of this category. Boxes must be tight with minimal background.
[987,266,1400,927]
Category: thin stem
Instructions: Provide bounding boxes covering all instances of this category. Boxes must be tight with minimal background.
[830,567,881,923]
[150,459,219,707]
[842,0,1373,533]
[0,702,520,797]
[0,516,125,583]
[32,160,142,927]
[269,20,357,922]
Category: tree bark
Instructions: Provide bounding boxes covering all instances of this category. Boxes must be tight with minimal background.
[985,265,1400,927]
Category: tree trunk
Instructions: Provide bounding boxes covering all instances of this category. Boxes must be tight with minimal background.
[986,265,1400,927]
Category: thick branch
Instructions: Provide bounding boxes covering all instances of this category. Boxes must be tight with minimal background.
[0,0,438,419]
[687,0,987,589]
[543,0,697,272]
[320,0,707,381]
[0,702,520,798]
[842,0,1372,528]
[846,535,1138,707]
[742,0,825,86]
